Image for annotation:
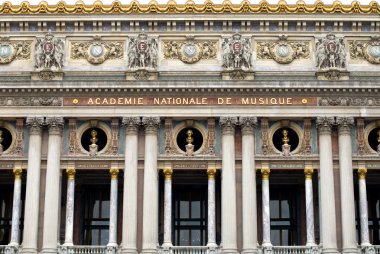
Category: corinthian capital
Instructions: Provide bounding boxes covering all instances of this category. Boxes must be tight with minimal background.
[316,117,335,135]
[26,116,44,135]
[122,117,141,134]
[336,117,354,136]
[46,117,64,135]
[220,117,238,135]
[239,117,257,135]
[142,117,160,134]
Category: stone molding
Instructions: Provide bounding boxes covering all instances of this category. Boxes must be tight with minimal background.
[0,97,62,107]
[142,117,160,135]
[319,97,380,106]
[316,116,335,135]
[336,117,354,136]
[122,117,141,135]
[219,117,238,135]
[26,116,44,135]
[239,117,257,135]
[46,117,64,135]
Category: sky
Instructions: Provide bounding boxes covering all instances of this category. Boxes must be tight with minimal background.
[0,0,376,5]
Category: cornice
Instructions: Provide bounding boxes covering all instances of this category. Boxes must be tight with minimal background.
[0,1,379,15]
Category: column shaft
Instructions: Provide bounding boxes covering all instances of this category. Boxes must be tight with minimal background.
[21,117,43,254]
[142,117,160,254]
[63,168,76,246]
[121,117,140,254]
[304,168,316,246]
[207,168,217,247]
[220,117,238,254]
[337,117,357,254]
[261,168,271,246]
[317,117,338,254]
[358,168,370,246]
[108,168,119,247]
[9,168,23,246]
[163,168,173,247]
[241,117,257,254]
[42,117,64,254]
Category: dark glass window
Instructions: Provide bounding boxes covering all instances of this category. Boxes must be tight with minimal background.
[0,187,12,244]
[270,187,299,245]
[81,187,110,245]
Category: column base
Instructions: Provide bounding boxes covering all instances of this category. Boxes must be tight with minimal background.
[221,247,239,254]
[120,247,138,254]
[20,247,38,254]
[241,248,259,254]
[141,248,158,254]
[342,248,360,254]
[321,248,339,254]
[40,248,58,254]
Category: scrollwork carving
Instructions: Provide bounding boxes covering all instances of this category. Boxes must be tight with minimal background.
[316,33,347,70]
[26,117,44,135]
[35,32,65,71]
[163,38,217,64]
[319,97,380,106]
[219,117,238,135]
[46,117,64,135]
[142,117,160,134]
[316,116,335,135]
[127,33,157,69]
[239,117,257,135]
[122,117,141,134]
[349,36,380,64]
[0,38,31,64]
[222,33,252,70]
[257,35,310,64]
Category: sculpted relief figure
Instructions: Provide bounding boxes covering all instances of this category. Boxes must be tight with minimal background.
[35,32,65,71]
[127,33,158,69]
[222,34,252,70]
[315,33,346,70]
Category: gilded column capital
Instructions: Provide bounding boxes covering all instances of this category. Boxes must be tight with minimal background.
[304,167,314,180]
[26,116,44,135]
[122,117,141,135]
[46,117,64,135]
[220,117,238,135]
[13,167,22,179]
[261,167,270,180]
[207,168,216,180]
[358,167,367,180]
[163,168,173,180]
[142,117,160,135]
[336,117,354,136]
[66,167,76,180]
[316,116,335,135]
[239,117,257,135]
[110,167,119,180]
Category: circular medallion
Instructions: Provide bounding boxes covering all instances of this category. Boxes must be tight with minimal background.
[232,41,242,53]
[368,45,380,58]
[182,44,197,58]
[0,44,12,58]
[138,41,148,52]
[326,42,337,53]
[276,44,291,58]
[43,42,54,54]
[90,44,104,57]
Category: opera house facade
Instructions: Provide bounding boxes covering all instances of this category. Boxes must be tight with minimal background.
[0,2,380,254]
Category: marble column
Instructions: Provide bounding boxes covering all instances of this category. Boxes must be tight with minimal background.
[108,168,119,247]
[220,117,238,254]
[336,117,357,254]
[162,168,173,248]
[21,117,44,254]
[42,117,64,254]
[207,168,217,248]
[316,117,338,254]
[358,168,370,246]
[240,117,258,254]
[63,168,76,246]
[261,168,271,247]
[9,167,23,246]
[121,117,140,254]
[304,168,316,246]
[141,117,160,254]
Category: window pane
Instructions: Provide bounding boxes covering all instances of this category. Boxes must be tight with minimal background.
[93,200,100,218]
[270,200,279,218]
[180,201,189,218]
[281,200,290,218]
[100,229,109,245]
[191,230,201,246]
[282,229,289,245]
[271,230,280,246]
[376,200,379,218]
[91,229,99,245]
[101,200,110,218]
[191,201,201,219]
[180,230,189,245]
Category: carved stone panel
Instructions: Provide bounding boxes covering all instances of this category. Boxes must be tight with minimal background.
[349,37,380,64]
[0,38,31,64]
[71,39,124,64]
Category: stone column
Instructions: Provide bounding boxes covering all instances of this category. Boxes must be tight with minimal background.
[121,117,140,254]
[358,168,370,246]
[261,168,271,247]
[304,168,316,246]
[316,117,338,254]
[207,168,217,248]
[108,168,119,247]
[42,117,64,254]
[21,117,44,254]
[240,117,258,254]
[162,168,173,248]
[141,117,160,254]
[336,117,357,254]
[220,117,238,254]
[63,168,76,246]
[9,167,23,246]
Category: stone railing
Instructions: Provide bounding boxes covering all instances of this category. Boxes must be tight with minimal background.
[159,246,220,254]
[58,245,117,254]
[375,246,380,254]
[269,246,319,254]
[0,245,19,254]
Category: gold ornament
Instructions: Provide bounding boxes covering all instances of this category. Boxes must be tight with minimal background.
[66,167,76,180]
[358,167,367,180]
[207,168,216,180]
[13,167,22,179]
[109,167,119,180]
[304,167,313,180]
[261,167,270,180]
[90,129,98,145]
[163,168,173,180]
[282,129,289,145]
[186,129,193,145]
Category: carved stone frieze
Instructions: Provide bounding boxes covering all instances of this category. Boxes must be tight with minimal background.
[68,118,77,156]
[222,33,252,70]
[261,118,269,155]
[256,36,310,64]
[207,118,216,155]
[164,118,173,155]
[163,38,217,64]
[349,37,380,64]
[302,118,312,155]
[10,119,24,156]
[35,32,65,71]
[110,118,119,155]
[0,97,62,106]
[0,38,31,64]
[127,33,158,69]
[71,39,124,64]
[319,97,380,106]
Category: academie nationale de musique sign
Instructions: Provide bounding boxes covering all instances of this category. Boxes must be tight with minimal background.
[64,97,317,106]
